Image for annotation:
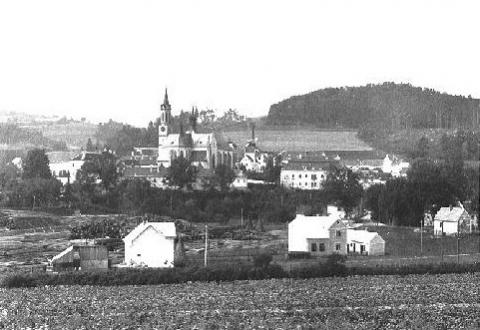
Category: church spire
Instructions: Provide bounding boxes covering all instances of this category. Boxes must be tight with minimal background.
[163,88,170,108]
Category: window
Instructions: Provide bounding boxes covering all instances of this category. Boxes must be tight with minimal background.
[335,244,341,251]
[137,254,141,257]
[319,243,325,252]
[311,174,317,180]
[360,245,366,253]
[311,243,317,252]
[299,174,302,179]
[291,174,295,179]
[336,230,342,237]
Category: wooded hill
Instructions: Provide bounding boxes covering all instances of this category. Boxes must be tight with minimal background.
[267,82,480,130]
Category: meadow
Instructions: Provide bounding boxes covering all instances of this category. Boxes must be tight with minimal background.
[1,273,479,329]
[224,128,373,152]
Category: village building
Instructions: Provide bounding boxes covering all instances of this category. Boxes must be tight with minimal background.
[288,213,347,255]
[346,229,385,255]
[48,151,102,185]
[382,154,410,178]
[49,244,108,272]
[281,155,340,190]
[433,204,473,236]
[123,221,176,268]
[230,171,248,190]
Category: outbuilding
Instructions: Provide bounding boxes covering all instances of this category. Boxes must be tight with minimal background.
[346,229,385,256]
[123,222,176,268]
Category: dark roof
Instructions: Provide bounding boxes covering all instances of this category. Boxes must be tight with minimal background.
[284,159,340,171]
[123,167,168,178]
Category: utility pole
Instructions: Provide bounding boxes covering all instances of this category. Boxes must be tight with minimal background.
[240,208,244,227]
[420,216,423,256]
[204,224,208,267]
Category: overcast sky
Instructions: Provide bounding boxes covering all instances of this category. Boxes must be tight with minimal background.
[0,1,479,127]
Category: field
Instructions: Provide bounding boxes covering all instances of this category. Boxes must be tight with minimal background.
[1,273,479,329]
[224,129,373,152]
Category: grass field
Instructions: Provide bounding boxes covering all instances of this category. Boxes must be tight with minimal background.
[224,129,373,152]
[1,273,479,329]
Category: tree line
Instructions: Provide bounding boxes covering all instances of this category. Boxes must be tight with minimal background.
[267,82,480,130]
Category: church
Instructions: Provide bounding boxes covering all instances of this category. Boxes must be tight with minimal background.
[123,89,235,186]
[156,89,234,169]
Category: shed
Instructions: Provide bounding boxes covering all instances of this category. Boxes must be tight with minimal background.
[346,229,385,255]
[288,214,347,255]
[123,222,176,268]
[50,245,108,271]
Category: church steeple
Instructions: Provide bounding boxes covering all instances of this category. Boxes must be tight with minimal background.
[162,88,170,109]
[159,88,172,137]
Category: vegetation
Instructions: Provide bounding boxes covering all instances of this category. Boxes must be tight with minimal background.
[267,82,480,131]
[2,274,479,329]
[0,123,67,151]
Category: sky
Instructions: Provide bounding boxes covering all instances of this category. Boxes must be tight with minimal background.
[0,0,479,127]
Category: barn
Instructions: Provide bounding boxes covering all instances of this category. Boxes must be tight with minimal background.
[123,222,176,268]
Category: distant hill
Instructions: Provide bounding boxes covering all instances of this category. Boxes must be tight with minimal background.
[267,82,480,131]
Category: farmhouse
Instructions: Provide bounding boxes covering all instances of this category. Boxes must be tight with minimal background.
[49,245,108,272]
[288,213,347,255]
[433,205,473,236]
[123,221,176,268]
[346,229,385,255]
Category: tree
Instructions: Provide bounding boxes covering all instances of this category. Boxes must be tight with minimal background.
[167,156,196,189]
[86,138,95,152]
[364,184,385,221]
[210,164,235,191]
[22,149,52,180]
[323,167,363,216]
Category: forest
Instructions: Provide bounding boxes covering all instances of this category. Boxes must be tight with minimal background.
[267,82,480,130]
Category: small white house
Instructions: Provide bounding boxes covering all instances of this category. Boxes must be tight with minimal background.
[346,229,385,255]
[288,214,347,255]
[123,222,176,268]
[231,172,248,189]
[433,205,472,236]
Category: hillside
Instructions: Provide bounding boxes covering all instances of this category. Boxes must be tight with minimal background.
[267,82,480,130]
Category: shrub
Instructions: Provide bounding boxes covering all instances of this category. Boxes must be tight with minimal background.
[253,253,273,268]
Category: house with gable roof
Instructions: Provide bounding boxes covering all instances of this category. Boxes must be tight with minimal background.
[433,204,473,236]
[288,212,347,255]
[346,229,385,255]
[123,222,176,267]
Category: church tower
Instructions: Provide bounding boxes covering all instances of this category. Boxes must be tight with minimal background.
[158,88,173,167]
[159,88,171,138]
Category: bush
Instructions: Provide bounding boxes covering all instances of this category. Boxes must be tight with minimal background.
[253,253,273,268]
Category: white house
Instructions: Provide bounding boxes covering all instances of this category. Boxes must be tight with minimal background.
[48,151,102,185]
[231,171,248,189]
[433,205,472,236]
[346,229,385,255]
[123,222,176,268]
[288,213,347,255]
[382,154,409,178]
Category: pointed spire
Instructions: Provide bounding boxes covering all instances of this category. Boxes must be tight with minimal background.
[163,88,170,107]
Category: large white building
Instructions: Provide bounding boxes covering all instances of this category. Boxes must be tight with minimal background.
[281,156,339,190]
[48,151,102,185]
[433,205,473,236]
[123,222,177,268]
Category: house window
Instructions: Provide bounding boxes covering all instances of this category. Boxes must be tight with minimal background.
[311,243,317,252]
[360,245,366,253]
[137,254,141,257]
[299,174,302,179]
[311,174,317,180]
[291,174,295,179]
[336,230,342,237]
[319,243,325,252]
[335,244,341,251]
